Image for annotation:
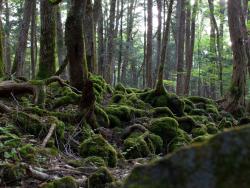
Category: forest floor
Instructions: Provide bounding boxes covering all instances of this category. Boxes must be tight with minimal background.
[0,75,249,188]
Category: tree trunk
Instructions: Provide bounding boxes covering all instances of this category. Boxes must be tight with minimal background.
[224,0,247,114]
[97,7,105,77]
[176,0,186,95]
[155,0,174,94]
[30,1,37,79]
[37,0,56,79]
[4,0,11,75]
[56,5,67,79]
[0,0,3,77]
[104,0,117,84]
[146,0,153,88]
[11,0,34,77]
[184,1,198,95]
[65,0,87,90]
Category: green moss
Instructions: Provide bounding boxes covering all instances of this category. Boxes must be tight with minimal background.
[52,92,81,109]
[42,176,78,188]
[149,117,179,145]
[175,116,197,133]
[83,156,106,167]
[19,144,36,163]
[143,133,163,154]
[95,104,110,127]
[192,134,213,143]
[191,127,207,138]
[190,115,209,125]
[88,167,115,188]
[207,123,219,134]
[183,98,195,113]
[115,83,126,93]
[106,105,131,122]
[152,107,174,118]
[108,114,122,128]
[167,136,189,153]
[187,96,214,104]
[79,134,117,167]
[218,119,233,129]
[111,94,126,103]
[190,108,208,116]
[0,163,25,186]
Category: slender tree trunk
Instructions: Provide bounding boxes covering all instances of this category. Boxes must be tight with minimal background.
[56,5,67,79]
[155,0,174,94]
[176,0,186,95]
[105,0,117,84]
[142,0,147,88]
[117,0,124,83]
[224,0,247,113]
[37,0,56,79]
[0,0,3,77]
[146,0,153,88]
[184,1,198,95]
[30,1,37,79]
[11,0,34,77]
[4,0,11,75]
[154,0,162,87]
[97,8,104,77]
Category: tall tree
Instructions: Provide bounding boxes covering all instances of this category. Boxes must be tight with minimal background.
[105,0,117,84]
[184,0,199,95]
[176,0,186,95]
[155,0,174,94]
[0,0,4,77]
[224,0,248,114]
[37,0,56,79]
[146,0,153,88]
[30,0,37,79]
[4,0,11,75]
[11,0,34,77]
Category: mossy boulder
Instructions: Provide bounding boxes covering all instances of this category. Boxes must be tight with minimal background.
[183,99,195,113]
[218,119,233,129]
[187,96,214,105]
[123,125,250,188]
[79,134,118,167]
[83,156,106,167]
[191,127,207,138]
[88,167,115,188]
[123,131,163,159]
[41,176,78,188]
[149,117,179,144]
[152,107,174,118]
[175,116,197,133]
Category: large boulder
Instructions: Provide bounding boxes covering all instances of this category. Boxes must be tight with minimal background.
[123,125,250,188]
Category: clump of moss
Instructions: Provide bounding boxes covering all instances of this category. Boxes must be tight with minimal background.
[151,107,174,118]
[183,98,195,113]
[83,156,106,167]
[192,134,213,143]
[175,116,197,133]
[19,144,37,163]
[191,127,207,138]
[149,117,179,145]
[218,118,233,129]
[108,114,122,128]
[187,96,214,105]
[42,176,78,188]
[190,108,208,116]
[79,134,118,167]
[115,83,126,93]
[95,104,110,127]
[206,123,219,134]
[0,163,25,186]
[87,167,115,188]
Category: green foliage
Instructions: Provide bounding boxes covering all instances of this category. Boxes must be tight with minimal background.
[42,176,78,188]
[79,134,118,167]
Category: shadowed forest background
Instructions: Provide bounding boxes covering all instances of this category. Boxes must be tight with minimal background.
[0,0,250,187]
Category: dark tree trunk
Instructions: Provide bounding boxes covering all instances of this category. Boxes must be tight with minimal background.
[37,0,56,79]
[4,0,11,75]
[11,0,34,77]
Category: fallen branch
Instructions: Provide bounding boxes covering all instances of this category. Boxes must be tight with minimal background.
[42,123,56,147]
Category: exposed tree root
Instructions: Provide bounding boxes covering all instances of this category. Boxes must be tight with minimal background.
[42,123,56,147]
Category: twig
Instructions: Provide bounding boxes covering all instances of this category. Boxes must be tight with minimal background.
[42,123,56,147]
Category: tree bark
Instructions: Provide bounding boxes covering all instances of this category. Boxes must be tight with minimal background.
[37,0,56,79]
[11,0,34,77]
[30,1,37,79]
[224,0,247,113]
[4,0,11,75]
[146,0,153,88]
[176,0,186,95]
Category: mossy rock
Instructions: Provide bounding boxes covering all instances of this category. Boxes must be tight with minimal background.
[124,125,250,188]
[191,127,207,138]
[95,105,110,127]
[115,83,127,93]
[189,108,208,116]
[108,114,122,128]
[79,134,118,167]
[187,96,214,105]
[152,107,174,118]
[88,167,115,188]
[175,116,197,133]
[0,163,25,186]
[195,102,206,109]
[207,123,219,134]
[143,133,163,154]
[190,115,209,125]
[41,176,79,188]
[111,94,126,104]
[149,117,179,145]
[183,99,195,113]
[192,134,213,143]
[83,156,106,167]
[218,119,233,129]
